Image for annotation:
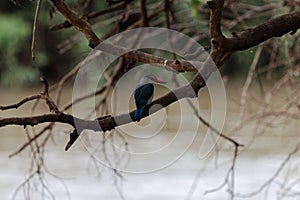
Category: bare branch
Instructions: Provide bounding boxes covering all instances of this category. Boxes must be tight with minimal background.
[31,0,42,60]
[48,0,101,48]
[0,113,74,128]
[0,95,41,111]
[228,11,300,51]
[239,44,264,118]
[236,143,300,198]
[140,0,149,27]
[0,76,58,113]
[40,76,59,113]
[50,1,131,31]
[9,124,53,158]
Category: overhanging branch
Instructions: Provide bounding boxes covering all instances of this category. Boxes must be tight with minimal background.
[228,11,300,51]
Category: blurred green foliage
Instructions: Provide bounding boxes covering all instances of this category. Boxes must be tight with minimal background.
[0,1,89,86]
[0,0,298,86]
[0,14,33,85]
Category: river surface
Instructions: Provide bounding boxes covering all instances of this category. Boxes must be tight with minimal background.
[1,86,300,200]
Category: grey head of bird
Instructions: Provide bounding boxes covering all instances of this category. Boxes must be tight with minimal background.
[140,74,166,85]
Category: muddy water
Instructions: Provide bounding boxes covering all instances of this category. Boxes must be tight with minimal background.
[0,86,299,200]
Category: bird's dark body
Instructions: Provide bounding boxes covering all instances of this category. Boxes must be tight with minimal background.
[133,83,154,121]
[134,83,154,107]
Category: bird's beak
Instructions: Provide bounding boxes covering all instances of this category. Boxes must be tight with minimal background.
[155,79,166,84]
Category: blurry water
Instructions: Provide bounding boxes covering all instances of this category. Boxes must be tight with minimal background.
[1,87,300,200]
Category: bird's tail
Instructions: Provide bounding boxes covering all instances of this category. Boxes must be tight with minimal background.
[134,107,143,121]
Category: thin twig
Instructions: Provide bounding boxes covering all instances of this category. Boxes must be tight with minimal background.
[0,95,41,111]
[31,0,42,60]
[236,143,300,198]
[239,44,264,118]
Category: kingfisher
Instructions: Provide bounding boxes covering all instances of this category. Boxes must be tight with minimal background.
[133,74,166,121]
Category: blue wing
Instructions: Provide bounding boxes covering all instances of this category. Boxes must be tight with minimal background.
[134,83,154,107]
[134,107,143,121]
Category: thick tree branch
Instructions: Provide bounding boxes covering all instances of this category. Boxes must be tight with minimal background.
[48,0,101,48]
[207,0,226,46]
[206,1,300,66]
[140,0,149,27]
[228,11,300,51]
[0,113,74,128]
[50,1,131,31]
[206,0,231,66]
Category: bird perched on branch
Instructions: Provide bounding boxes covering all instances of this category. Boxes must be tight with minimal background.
[133,74,166,121]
